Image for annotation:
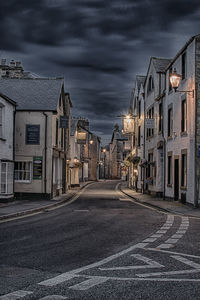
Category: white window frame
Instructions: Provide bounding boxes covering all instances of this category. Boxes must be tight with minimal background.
[14,161,32,183]
[0,104,5,139]
[0,161,14,195]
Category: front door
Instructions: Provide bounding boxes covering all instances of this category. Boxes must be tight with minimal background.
[174,159,179,200]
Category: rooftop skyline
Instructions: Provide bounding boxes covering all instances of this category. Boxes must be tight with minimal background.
[1,0,200,144]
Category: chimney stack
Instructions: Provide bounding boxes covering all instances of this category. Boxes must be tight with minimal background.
[1,58,6,65]
[16,61,22,67]
[10,59,15,67]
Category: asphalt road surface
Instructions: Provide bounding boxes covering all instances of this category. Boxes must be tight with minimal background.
[1,180,200,300]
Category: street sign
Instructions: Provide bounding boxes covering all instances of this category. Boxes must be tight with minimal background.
[33,156,43,180]
[145,119,154,129]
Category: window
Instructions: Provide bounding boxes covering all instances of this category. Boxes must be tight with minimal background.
[181,152,187,187]
[0,162,14,194]
[147,76,154,93]
[55,118,58,146]
[159,102,163,132]
[0,105,4,139]
[14,162,32,182]
[138,126,141,147]
[169,67,173,92]
[182,52,186,80]
[181,99,187,133]
[146,106,154,138]
[167,155,172,185]
[138,101,141,119]
[168,107,173,137]
[147,152,153,178]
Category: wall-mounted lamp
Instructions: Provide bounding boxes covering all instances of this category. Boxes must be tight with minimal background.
[169,68,194,97]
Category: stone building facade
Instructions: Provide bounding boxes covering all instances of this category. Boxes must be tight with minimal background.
[0,78,71,199]
[0,93,16,200]
[127,34,200,207]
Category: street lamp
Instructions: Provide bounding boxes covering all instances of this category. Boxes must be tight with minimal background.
[102,149,106,179]
[170,68,194,97]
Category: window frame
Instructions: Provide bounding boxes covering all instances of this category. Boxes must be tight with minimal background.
[181,98,187,133]
[14,161,32,183]
[167,153,172,186]
[181,150,187,188]
[0,161,14,194]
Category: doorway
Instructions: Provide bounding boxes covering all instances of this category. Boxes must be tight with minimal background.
[174,158,179,200]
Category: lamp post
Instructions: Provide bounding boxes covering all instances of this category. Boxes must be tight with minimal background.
[103,148,106,179]
[170,68,194,97]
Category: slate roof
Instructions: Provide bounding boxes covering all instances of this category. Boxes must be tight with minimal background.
[70,118,78,136]
[152,57,172,72]
[0,78,64,111]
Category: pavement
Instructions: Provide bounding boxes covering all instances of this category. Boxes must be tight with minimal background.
[120,181,200,218]
[0,181,94,221]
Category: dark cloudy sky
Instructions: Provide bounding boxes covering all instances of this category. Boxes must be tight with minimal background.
[1,0,200,144]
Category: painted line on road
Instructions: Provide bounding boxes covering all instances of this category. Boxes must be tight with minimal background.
[157,217,189,249]
[137,268,200,278]
[0,290,33,300]
[99,254,164,271]
[38,215,174,287]
[38,296,67,300]
[145,247,200,259]
[69,277,109,291]
[38,242,147,287]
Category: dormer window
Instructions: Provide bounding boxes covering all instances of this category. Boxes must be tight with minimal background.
[147,76,154,93]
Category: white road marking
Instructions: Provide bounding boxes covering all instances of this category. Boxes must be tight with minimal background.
[69,277,109,290]
[145,248,200,259]
[165,238,179,244]
[38,242,146,286]
[99,254,164,271]
[156,230,167,234]
[137,254,200,278]
[39,296,67,300]
[0,290,33,300]
[172,255,200,269]
[150,234,163,238]
[158,243,173,249]
[143,237,157,242]
[137,269,200,278]
[157,216,189,249]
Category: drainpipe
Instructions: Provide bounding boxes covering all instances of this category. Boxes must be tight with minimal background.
[13,107,16,196]
[43,112,48,195]
[161,97,166,200]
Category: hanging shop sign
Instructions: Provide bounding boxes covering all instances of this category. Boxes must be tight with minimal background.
[33,156,43,180]
[77,131,87,144]
[123,116,134,134]
[59,116,68,128]
[145,118,154,129]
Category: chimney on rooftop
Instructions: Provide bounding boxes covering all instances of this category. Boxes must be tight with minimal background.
[1,58,6,66]
[16,61,22,67]
[10,59,15,67]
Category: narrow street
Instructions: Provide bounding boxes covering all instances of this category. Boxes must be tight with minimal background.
[1,181,200,300]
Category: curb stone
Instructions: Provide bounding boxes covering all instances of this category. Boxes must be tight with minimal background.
[0,181,94,222]
[120,185,200,219]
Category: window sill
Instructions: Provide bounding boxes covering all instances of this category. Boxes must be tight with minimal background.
[180,132,188,137]
[180,186,187,191]
[167,136,173,141]
[167,184,172,188]
[15,180,31,184]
